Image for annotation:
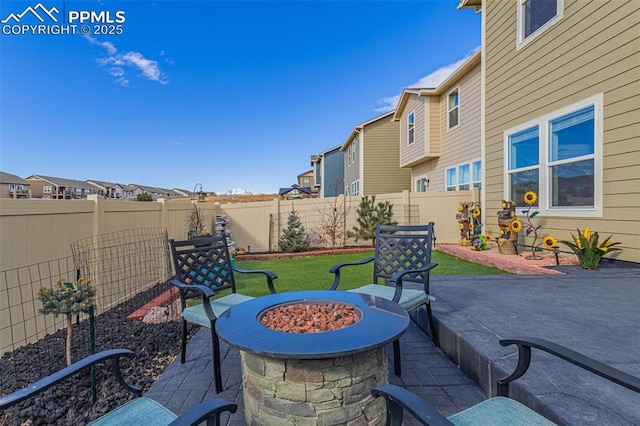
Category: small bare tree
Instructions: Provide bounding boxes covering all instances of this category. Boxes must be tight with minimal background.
[313,195,352,249]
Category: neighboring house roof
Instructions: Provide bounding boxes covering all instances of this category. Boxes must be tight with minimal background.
[126,184,170,195]
[393,49,481,120]
[297,170,313,179]
[341,110,395,150]
[0,171,29,185]
[26,174,96,190]
[171,188,192,197]
[87,180,124,190]
[278,185,312,197]
[457,0,481,10]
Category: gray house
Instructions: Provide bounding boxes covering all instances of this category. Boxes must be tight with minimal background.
[311,145,345,198]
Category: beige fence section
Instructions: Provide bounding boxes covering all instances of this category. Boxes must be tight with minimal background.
[0,189,478,355]
[0,190,480,272]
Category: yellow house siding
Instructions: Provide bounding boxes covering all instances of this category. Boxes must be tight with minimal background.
[430,65,482,192]
[399,94,427,167]
[483,0,640,262]
[362,118,409,195]
[428,96,441,155]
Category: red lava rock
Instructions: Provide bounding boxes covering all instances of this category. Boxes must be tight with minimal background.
[260,303,360,333]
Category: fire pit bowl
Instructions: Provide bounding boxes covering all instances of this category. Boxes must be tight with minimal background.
[216,290,409,425]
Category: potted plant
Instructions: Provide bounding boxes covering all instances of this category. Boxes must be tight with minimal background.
[559,228,622,270]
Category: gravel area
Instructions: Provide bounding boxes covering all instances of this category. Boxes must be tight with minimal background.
[0,283,196,425]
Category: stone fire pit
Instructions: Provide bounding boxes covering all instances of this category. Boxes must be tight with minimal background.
[215,290,410,425]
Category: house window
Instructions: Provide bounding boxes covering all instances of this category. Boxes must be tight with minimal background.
[472,160,482,189]
[351,180,360,196]
[446,161,479,191]
[518,0,562,46]
[9,184,14,192]
[76,188,83,196]
[508,126,540,206]
[314,161,322,185]
[548,106,595,208]
[445,168,456,191]
[43,186,52,193]
[348,141,358,166]
[407,112,415,145]
[458,164,470,190]
[302,177,310,187]
[415,177,428,193]
[505,95,601,216]
[448,89,459,129]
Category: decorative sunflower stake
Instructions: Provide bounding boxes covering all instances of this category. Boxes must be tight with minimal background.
[521,191,552,260]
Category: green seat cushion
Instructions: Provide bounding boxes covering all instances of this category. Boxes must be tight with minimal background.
[348,284,434,311]
[182,293,254,327]
[448,397,556,426]
[88,397,177,426]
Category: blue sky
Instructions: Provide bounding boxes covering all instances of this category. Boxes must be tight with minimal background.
[1,1,481,194]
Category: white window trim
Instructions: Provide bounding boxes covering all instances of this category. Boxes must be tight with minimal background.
[445,159,481,191]
[471,159,482,189]
[43,186,52,193]
[314,160,321,186]
[407,111,415,145]
[503,93,603,218]
[447,87,460,131]
[414,175,429,193]
[351,179,360,196]
[517,0,564,50]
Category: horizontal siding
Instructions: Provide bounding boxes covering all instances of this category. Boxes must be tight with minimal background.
[432,65,482,192]
[429,96,441,155]
[362,118,410,195]
[399,94,427,166]
[344,134,360,192]
[484,0,640,263]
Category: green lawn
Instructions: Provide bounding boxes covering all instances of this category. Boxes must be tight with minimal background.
[232,250,507,297]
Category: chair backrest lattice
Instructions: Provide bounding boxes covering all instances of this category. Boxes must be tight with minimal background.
[170,235,236,293]
[373,223,435,286]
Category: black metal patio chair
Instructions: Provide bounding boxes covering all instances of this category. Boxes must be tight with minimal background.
[372,337,640,425]
[329,223,438,376]
[0,349,237,425]
[169,235,278,393]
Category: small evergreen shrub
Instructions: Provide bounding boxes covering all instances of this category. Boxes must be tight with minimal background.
[347,195,397,245]
[279,210,311,252]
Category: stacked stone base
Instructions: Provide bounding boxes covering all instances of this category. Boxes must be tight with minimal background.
[241,348,388,425]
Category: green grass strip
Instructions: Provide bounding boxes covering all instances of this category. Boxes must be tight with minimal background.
[231,250,507,297]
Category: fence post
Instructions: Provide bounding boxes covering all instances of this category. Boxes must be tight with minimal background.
[402,190,410,225]
[157,198,168,231]
[273,197,280,251]
[88,195,104,236]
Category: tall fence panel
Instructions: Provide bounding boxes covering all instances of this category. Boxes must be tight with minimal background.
[0,257,80,357]
[217,190,479,252]
[0,199,94,271]
[221,199,279,253]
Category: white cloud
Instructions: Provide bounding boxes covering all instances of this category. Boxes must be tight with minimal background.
[85,35,117,55]
[85,35,168,86]
[374,49,479,113]
[121,52,167,84]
